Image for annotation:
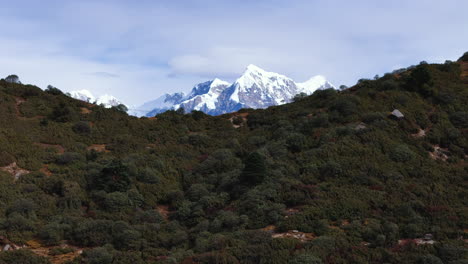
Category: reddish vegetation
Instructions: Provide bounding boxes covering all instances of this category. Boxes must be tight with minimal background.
[460,61,468,83]
[80,107,92,114]
[87,144,109,153]
[369,185,384,191]
[156,205,171,220]
[40,165,53,177]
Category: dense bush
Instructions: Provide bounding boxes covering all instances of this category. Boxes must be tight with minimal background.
[0,55,465,263]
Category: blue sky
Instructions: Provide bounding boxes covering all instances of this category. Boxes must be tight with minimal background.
[1,0,467,106]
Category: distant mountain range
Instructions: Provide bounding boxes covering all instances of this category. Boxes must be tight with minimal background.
[67,65,334,116]
[131,65,334,116]
[68,90,124,108]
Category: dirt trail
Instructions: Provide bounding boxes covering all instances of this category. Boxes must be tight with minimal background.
[13,97,44,120]
[14,97,25,117]
[26,240,84,264]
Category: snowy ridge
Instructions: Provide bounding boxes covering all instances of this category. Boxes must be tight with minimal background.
[69,89,95,103]
[68,89,125,109]
[135,65,336,117]
[297,75,334,93]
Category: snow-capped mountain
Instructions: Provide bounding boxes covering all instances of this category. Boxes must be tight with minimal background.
[69,90,95,103]
[95,94,123,108]
[135,65,335,116]
[139,79,231,117]
[129,92,186,116]
[68,90,125,108]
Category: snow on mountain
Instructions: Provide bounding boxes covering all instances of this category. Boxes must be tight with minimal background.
[68,89,95,103]
[68,90,125,109]
[138,65,336,117]
[175,78,231,111]
[229,64,299,107]
[131,92,186,117]
[297,75,334,93]
[96,94,123,108]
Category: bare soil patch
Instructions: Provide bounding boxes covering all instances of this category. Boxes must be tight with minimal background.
[0,162,30,180]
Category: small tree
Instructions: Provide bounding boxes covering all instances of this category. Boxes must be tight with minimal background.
[293,92,308,102]
[45,85,64,95]
[460,51,468,62]
[93,160,131,193]
[113,104,128,113]
[5,74,20,84]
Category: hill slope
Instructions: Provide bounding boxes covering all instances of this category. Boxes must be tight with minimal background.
[0,54,466,263]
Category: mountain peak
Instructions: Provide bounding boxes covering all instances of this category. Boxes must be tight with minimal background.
[69,90,125,108]
[137,64,336,116]
[245,64,265,73]
[297,75,334,93]
[96,94,124,108]
[210,78,230,88]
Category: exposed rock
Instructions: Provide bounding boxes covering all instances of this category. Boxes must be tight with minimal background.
[391,109,404,119]
[272,230,315,242]
[411,128,426,138]
[355,122,367,131]
[429,145,449,161]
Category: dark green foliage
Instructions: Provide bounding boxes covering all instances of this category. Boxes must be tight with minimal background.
[450,112,468,128]
[45,85,63,95]
[4,74,20,84]
[419,255,444,264]
[82,247,113,264]
[240,152,266,185]
[389,144,415,162]
[72,121,91,134]
[49,102,77,122]
[0,151,15,166]
[73,220,113,246]
[0,56,465,263]
[91,160,131,193]
[0,250,49,264]
[289,253,323,264]
[112,104,128,113]
[460,52,468,62]
[56,152,84,165]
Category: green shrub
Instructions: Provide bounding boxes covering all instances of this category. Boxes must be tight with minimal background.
[0,249,49,264]
[389,145,415,162]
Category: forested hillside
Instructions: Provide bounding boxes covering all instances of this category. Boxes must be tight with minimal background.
[0,54,466,264]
